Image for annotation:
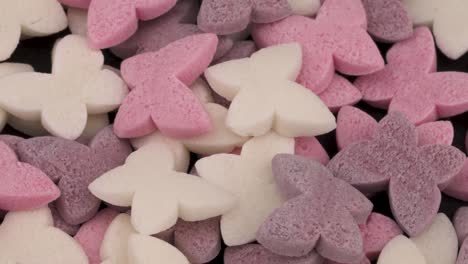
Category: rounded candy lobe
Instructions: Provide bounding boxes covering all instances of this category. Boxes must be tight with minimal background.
[444,160,468,201]
[360,213,402,261]
[453,207,468,244]
[377,235,426,264]
[224,244,324,264]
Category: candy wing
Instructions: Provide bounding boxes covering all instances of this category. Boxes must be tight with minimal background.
[197,0,253,35]
[336,106,378,150]
[430,72,468,118]
[128,234,189,264]
[18,0,67,37]
[316,0,367,29]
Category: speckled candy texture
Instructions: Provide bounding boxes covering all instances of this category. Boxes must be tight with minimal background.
[328,112,465,236]
[16,126,132,225]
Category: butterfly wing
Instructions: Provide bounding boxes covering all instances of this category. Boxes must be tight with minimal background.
[335,106,378,150]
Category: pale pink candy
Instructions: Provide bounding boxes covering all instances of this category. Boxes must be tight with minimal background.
[318,75,363,113]
[59,0,91,9]
[252,0,384,95]
[355,27,468,124]
[444,160,468,201]
[0,142,60,210]
[75,208,119,264]
[114,34,218,138]
[87,0,177,48]
[360,213,402,261]
[295,137,329,165]
[336,106,454,150]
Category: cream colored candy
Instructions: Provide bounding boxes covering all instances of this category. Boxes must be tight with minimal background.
[195,132,294,246]
[0,207,88,264]
[191,78,215,104]
[68,8,88,36]
[205,43,336,138]
[378,235,426,264]
[0,35,128,140]
[411,213,458,264]
[402,0,468,59]
[0,63,34,131]
[0,0,67,61]
[101,214,188,264]
[89,142,235,235]
[288,0,321,16]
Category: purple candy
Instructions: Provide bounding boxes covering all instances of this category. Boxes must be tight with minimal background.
[361,0,413,43]
[111,0,233,60]
[49,204,80,236]
[224,244,323,264]
[328,112,465,236]
[0,135,24,153]
[174,217,221,263]
[198,0,292,35]
[454,207,468,244]
[17,126,132,225]
[257,154,371,263]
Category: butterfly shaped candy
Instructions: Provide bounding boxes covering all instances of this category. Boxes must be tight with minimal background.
[16,126,132,225]
[195,132,295,246]
[252,0,384,95]
[257,154,372,263]
[89,141,235,236]
[0,35,128,140]
[361,0,413,43]
[288,0,321,16]
[204,42,336,137]
[0,207,88,264]
[114,34,218,139]
[402,0,468,59]
[356,27,468,125]
[224,244,324,264]
[327,112,465,236]
[0,141,60,211]
[0,0,67,61]
[112,0,234,61]
[197,0,292,35]
[336,106,455,150]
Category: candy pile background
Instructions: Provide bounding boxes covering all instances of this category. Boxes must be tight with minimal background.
[0,0,467,263]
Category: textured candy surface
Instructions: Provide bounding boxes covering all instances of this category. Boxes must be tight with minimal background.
[0,0,67,61]
[224,244,324,264]
[0,207,88,264]
[0,142,60,211]
[205,43,336,137]
[362,0,413,43]
[257,154,372,262]
[454,207,468,244]
[0,35,128,140]
[360,213,402,261]
[75,209,119,264]
[195,132,294,246]
[443,159,468,201]
[174,217,221,263]
[87,0,178,48]
[89,142,235,235]
[198,0,292,35]
[17,126,132,224]
[356,27,468,124]
[112,0,233,61]
[336,106,454,150]
[114,34,217,139]
[253,0,384,95]
[328,112,465,236]
[410,213,458,264]
[50,204,80,236]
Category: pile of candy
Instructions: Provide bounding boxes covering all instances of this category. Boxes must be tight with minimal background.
[0,0,468,263]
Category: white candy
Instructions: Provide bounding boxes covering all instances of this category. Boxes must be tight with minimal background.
[89,142,235,235]
[68,8,88,36]
[0,35,128,140]
[101,214,188,264]
[411,213,458,264]
[0,63,34,131]
[0,207,88,264]
[195,132,294,246]
[402,0,468,59]
[205,43,336,138]
[378,235,426,264]
[0,0,67,61]
[288,0,321,16]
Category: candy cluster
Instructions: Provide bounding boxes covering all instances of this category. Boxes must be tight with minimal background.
[0,0,467,263]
